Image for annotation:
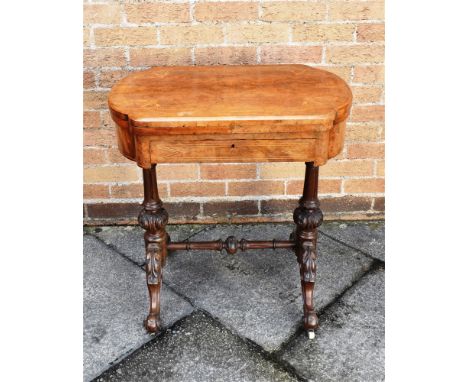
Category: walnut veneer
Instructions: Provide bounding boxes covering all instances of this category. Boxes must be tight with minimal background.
[108,64,352,339]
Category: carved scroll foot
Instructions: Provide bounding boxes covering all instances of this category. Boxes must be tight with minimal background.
[144,286,161,333]
[293,162,323,337]
[139,208,168,334]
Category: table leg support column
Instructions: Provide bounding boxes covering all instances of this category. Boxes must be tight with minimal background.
[138,164,168,334]
[293,162,323,339]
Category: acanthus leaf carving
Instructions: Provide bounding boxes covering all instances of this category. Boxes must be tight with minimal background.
[146,241,163,285]
[293,204,323,231]
[138,206,168,234]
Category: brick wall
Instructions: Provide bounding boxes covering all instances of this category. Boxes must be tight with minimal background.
[83,0,385,225]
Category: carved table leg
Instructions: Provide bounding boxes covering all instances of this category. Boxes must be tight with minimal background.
[293,162,323,339]
[138,164,168,333]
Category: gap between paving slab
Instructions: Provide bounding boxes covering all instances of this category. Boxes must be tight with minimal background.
[83,235,194,382]
[94,223,374,352]
[87,222,384,380]
[93,311,303,382]
[319,221,385,262]
[278,266,385,381]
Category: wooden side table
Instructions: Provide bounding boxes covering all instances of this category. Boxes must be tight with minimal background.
[108,65,352,339]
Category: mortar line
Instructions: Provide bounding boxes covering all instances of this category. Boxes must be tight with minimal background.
[318,228,384,263]
[91,308,306,382]
[90,313,200,382]
[88,225,210,297]
[272,260,384,358]
[86,226,384,380]
[88,225,304,380]
[88,232,144,269]
[192,308,308,382]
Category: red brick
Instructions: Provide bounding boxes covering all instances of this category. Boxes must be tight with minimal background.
[84,165,139,183]
[329,1,384,21]
[357,23,385,42]
[101,112,115,129]
[327,44,384,65]
[83,28,91,47]
[353,65,384,84]
[83,4,120,25]
[226,23,289,44]
[84,48,127,68]
[125,3,190,23]
[320,160,374,177]
[84,148,107,165]
[344,178,385,193]
[170,182,225,197]
[83,111,100,129]
[373,197,385,211]
[286,179,342,195]
[83,91,109,110]
[259,163,304,179]
[345,123,381,141]
[315,66,352,82]
[203,200,259,217]
[83,129,116,147]
[84,184,110,199]
[129,48,192,67]
[160,25,224,45]
[347,143,384,159]
[200,164,257,180]
[260,46,322,64]
[376,160,384,176]
[259,196,373,215]
[83,71,96,89]
[195,47,257,65]
[94,27,157,47]
[157,164,198,181]
[261,2,326,21]
[110,183,144,199]
[293,24,355,42]
[351,85,383,104]
[99,70,128,89]
[320,196,373,213]
[228,181,284,196]
[350,105,385,122]
[107,148,135,165]
[85,202,200,221]
[259,199,297,215]
[110,183,169,199]
[195,2,258,22]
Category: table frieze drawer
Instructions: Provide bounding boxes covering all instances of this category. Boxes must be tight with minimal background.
[150,138,319,163]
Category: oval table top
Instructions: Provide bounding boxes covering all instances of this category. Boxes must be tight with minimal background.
[108,64,352,130]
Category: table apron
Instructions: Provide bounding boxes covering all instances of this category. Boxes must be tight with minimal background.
[149,138,327,164]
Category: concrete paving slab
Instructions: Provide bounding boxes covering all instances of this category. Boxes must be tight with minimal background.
[95,311,299,382]
[163,223,373,351]
[279,267,385,382]
[84,235,193,382]
[91,225,203,266]
[320,221,385,261]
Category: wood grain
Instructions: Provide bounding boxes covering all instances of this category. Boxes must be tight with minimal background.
[107,66,352,337]
[150,138,319,163]
[108,64,352,167]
